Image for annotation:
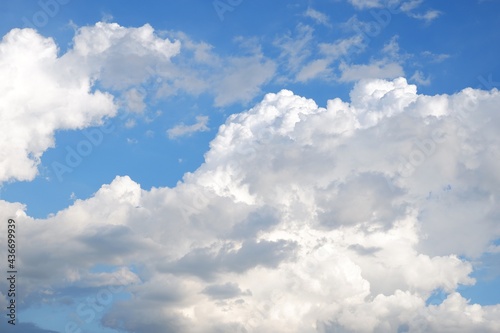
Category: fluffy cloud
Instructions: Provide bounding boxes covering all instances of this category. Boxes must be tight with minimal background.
[67,22,181,90]
[1,77,500,332]
[0,28,116,183]
[0,22,280,183]
[0,23,180,183]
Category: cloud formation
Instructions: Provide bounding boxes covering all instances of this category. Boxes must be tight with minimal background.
[0,28,116,183]
[0,22,279,183]
[167,115,210,139]
[1,77,500,332]
[0,23,180,183]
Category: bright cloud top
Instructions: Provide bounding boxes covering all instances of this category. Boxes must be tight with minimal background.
[0,28,116,183]
[1,77,500,332]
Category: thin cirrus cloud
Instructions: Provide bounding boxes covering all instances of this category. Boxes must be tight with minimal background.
[347,0,442,22]
[304,7,332,27]
[1,75,500,332]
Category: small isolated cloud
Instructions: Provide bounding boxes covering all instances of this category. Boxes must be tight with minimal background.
[422,50,450,63]
[167,115,209,139]
[409,9,442,22]
[304,8,331,27]
[399,1,442,23]
[399,0,424,12]
[411,70,431,85]
[122,88,146,113]
[347,0,383,9]
[382,35,401,58]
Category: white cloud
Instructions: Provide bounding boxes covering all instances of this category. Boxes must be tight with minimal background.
[213,56,276,107]
[411,70,431,85]
[156,31,276,107]
[421,51,450,63]
[295,58,331,82]
[2,78,500,332]
[398,0,442,22]
[339,60,404,81]
[167,115,210,139]
[122,88,146,113]
[295,35,365,82]
[399,0,423,12]
[0,28,116,183]
[304,8,331,27]
[0,22,281,184]
[275,25,406,84]
[274,24,315,74]
[68,22,181,90]
[382,35,401,58]
[409,9,442,22]
[0,22,184,184]
[347,0,441,23]
[347,0,384,9]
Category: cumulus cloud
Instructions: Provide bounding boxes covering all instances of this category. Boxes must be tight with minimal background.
[0,28,116,183]
[0,22,181,184]
[67,22,181,90]
[0,22,281,183]
[1,77,500,332]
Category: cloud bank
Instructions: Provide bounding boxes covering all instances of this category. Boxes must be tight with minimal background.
[1,77,500,332]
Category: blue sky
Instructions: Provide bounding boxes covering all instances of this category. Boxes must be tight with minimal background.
[0,1,499,332]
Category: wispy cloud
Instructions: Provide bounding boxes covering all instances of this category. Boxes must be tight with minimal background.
[304,7,331,27]
[339,60,404,82]
[167,115,209,139]
[411,70,431,85]
[408,9,442,22]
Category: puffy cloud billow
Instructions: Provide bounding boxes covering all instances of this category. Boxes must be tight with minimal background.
[1,73,500,331]
[0,23,180,183]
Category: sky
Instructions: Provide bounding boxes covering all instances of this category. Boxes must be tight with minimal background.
[0,0,499,332]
